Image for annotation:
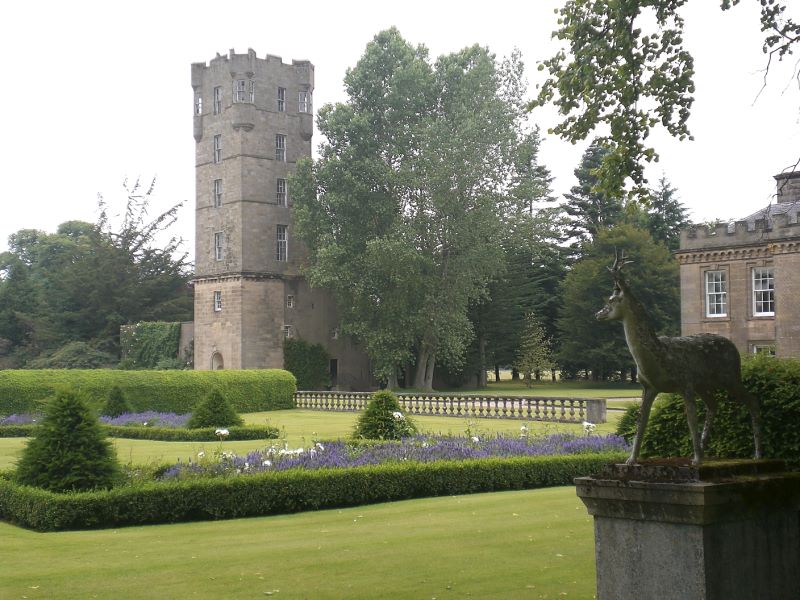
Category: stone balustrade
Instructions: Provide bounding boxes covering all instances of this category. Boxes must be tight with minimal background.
[294,391,606,424]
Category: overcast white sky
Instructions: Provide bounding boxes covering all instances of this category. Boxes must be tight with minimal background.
[1,0,798,260]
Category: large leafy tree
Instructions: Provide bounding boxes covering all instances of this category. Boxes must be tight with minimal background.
[0,178,192,366]
[556,223,680,379]
[535,0,799,199]
[294,29,540,390]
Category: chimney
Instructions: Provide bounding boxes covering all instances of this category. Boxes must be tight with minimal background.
[774,171,800,204]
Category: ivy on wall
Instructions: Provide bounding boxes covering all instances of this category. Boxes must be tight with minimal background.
[283,338,331,390]
[120,322,182,369]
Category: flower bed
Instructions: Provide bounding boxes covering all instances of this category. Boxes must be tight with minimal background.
[99,411,190,428]
[161,433,628,480]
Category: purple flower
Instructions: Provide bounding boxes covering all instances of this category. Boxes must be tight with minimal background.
[99,412,190,428]
[0,413,39,425]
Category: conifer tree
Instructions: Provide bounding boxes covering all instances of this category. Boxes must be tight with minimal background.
[514,313,554,387]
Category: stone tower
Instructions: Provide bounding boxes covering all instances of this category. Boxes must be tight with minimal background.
[190,49,370,387]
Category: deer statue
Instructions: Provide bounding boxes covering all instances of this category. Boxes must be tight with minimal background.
[595,252,762,465]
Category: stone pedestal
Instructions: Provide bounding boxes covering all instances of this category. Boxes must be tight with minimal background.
[575,460,800,600]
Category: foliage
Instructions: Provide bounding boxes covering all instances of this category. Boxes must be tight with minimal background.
[0,178,192,365]
[0,369,296,415]
[119,322,182,369]
[353,391,418,440]
[283,338,331,390]
[186,390,244,429]
[293,29,552,389]
[14,390,120,492]
[101,386,131,417]
[556,224,679,379]
[514,313,554,387]
[615,356,800,460]
[615,403,641,444]
[24,342,118,369]
[642,176,690,252]
[0,421,277,442]
[534,0,800,199]
[0,452,624,531]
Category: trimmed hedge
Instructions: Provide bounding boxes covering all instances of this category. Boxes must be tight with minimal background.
[0,369,296,415]
[0,452,624,531]
[0,424,278,441]
[615,356,800,461]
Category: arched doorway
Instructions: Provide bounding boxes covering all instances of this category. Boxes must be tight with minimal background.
[211,352,224,370]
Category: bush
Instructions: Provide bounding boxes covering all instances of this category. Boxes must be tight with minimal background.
[283,338,331,390]
[25,342,117,369]
[119,322,182,369]
[101,386,131,417]
[353,391,417,440]
[0,423,278,441]
[615,404,640,444]
[0,369,296,415]
[14,390,120,492]
[187,390,244,429]
[614,356,800,461]
[0,452,624,531]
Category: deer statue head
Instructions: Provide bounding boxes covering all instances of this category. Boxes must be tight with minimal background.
[595,250,634,322]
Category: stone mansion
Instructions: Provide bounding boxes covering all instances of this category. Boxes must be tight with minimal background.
[676,171,800,358]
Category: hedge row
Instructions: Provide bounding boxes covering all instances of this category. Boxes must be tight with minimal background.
[616,355,800,461]
[0,370,297,415]
[0,452,624,531]
[0,425,279,441]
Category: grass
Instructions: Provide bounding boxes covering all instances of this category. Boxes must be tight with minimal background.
[466,379,642,398]
[0,486,595,599]
[0,409,622,469]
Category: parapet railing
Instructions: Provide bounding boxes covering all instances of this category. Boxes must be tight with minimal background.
[294,391,606,424]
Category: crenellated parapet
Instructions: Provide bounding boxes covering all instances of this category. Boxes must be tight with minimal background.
[679,205,800,253]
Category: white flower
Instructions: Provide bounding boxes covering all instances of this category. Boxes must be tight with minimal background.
[197,451,205,458]
[315,442,325,451]
[215,428,230,438]
[583,421,596,435]
[262,460,272,467]
[471,436,480,443]
[520,425,528,432]
[143,421,149,427]
[392,411,405,420]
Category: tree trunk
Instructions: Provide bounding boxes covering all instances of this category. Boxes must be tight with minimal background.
[494,364,501,383]
[478,337,487,388]
[421,350,435,391]
[551,369,557,382]
[511,368,520,381]
[387,370,398,390]
[413,345,430,390]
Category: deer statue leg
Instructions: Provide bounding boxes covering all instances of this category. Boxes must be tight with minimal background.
[700,393,717,454]
[683,389,703,465]
[626,387,658,465]
[735,385,763,459]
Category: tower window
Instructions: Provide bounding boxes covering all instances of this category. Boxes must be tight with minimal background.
[194,92,202,115]
[276,178,287,206]
[753,267,775,316]
[275,134,286,161]
[283,325,294,338]
[704,270,727,317]
[213,135,222,163]
[276,225,288,262]
[213,291,222,312]
[213,86,222,114]
[214,232,224,261]
[213,179,223,208]
[277,87,286,112]
[286,294,294,308]
[299,91,312,114]
[233,79,255,103]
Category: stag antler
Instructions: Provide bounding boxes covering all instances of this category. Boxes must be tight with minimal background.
[607,249,634,285]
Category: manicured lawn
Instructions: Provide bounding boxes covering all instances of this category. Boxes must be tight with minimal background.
[0,486,596,599]
[474,380,642,398]
[0,410,622,469]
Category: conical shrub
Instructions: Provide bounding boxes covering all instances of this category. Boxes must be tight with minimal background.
[353,390,417,440]
[15,389,120,492]
[101,385,132,417]
[187,389,244,429]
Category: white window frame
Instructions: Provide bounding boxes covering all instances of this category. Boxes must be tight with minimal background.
[752,267,775,317]
[277,87,286,112]
[275,134,286,161]
[751,344,776,356]
[233,79,255,103]
[276,178,287,206]
[213,135,222,164]
[213,232,224,261]
[704,270,727,317]
[194,92,202,115]
[286,294,294,308]
[299,90,312,113]
[213,179,223,208]
[213,86,222,114]
[276,224,288,262]
[213,291,222,312]
[283,325,294,338]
